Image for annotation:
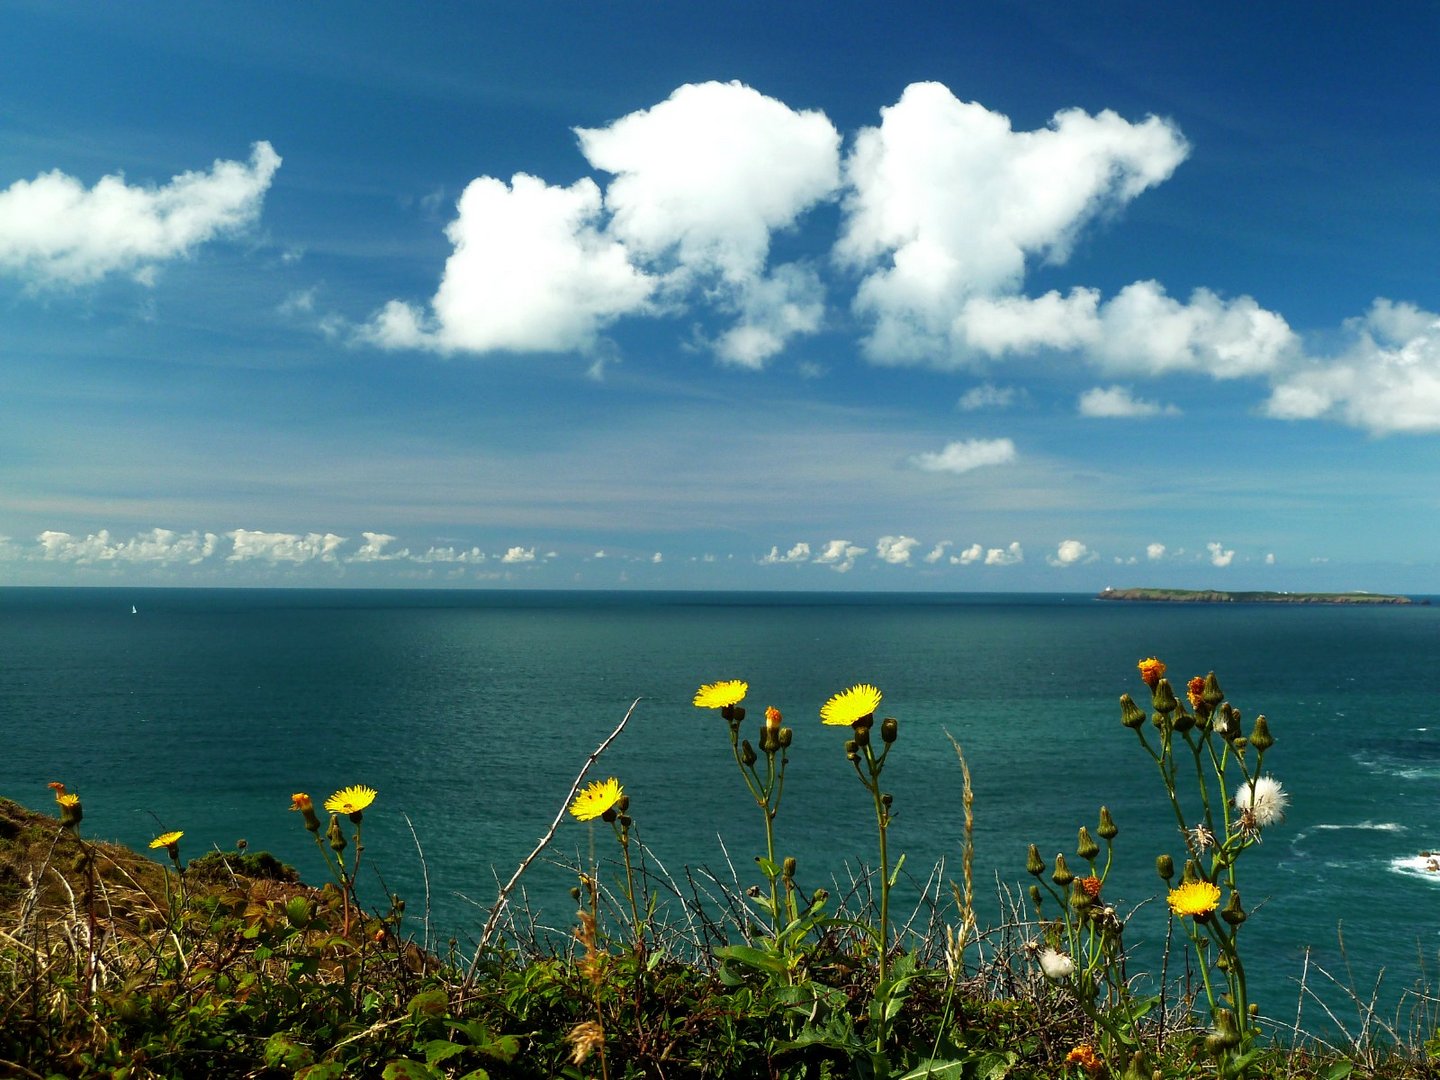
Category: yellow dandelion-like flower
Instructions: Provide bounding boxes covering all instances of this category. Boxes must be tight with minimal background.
[1167,880,1221,918]
[56,793,81,809]
[693,680,747,709]
[324,784,377,816]
[820,683,882,726]
[569,777,624,822]
[148,830,184,850]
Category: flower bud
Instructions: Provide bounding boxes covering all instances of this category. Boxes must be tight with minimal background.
[1097,806,1118,840]
[880,717,898,744]
[1221,890,1247,926]
[1155,854,1174,881]
[1052,853,1074,886]
[1181,859,1200,885]
[853,724,871,747]
[1119,694,1146,729]
[327,814,347,853]
[844,738,858,756]
[782,857,797,879]
[765,705,782,732]
[778,727,793,748]
[1249,715,1275,753]
[740,739,757,767]
[759,727,778,754]
[1028,884,1043,912]
[1152,678,1178,714]
[1203,671,1224,705]
[1026,843,1045,876]
[1077,826,1099,861]
[880,792,893,809]
[601,807,618,823]
[1172,708,1195,734]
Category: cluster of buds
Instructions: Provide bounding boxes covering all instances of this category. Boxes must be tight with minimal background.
[1123,662,1276,758]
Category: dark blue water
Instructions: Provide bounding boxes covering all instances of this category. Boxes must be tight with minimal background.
[4,586,1440,1032]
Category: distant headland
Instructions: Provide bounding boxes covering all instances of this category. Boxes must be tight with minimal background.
[1097,587,1419,605]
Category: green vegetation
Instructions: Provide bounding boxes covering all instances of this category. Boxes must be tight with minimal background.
[3,665,1438,1078]
[1097,589,1415,605]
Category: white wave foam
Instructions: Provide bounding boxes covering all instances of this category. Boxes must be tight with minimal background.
[1391,854,1440,882]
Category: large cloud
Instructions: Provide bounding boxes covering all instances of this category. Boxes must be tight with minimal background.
[0,143,280,287]
[367,81,840,366]
[836,83,1188,364]
[37,529,219,564]
[1264,301,1440,433]
[363,173,655,354]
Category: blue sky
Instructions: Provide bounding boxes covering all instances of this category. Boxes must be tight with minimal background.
[3,2,1439,591]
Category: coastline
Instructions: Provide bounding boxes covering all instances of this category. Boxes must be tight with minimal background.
[1097,587,1418,605]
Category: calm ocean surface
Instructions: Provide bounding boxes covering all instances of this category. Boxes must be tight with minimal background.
[5,586,1440,1031]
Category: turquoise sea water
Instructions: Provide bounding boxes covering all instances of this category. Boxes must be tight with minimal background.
[4,586,1440,1032]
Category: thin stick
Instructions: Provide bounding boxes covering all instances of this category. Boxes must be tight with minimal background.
[401,812,433,953]
[463,697,640,988]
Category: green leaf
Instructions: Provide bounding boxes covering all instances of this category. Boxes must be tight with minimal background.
[263,1033,315,1070]
[422,1040,467,1067]
[1320,1062,1354,1080]
[295,1065,348,1080]
[896,1059,971,1080]
[977,1050,1017,1080]
[406,988,449,1018]
[381,1062,443,1080]
[715,943,787,974]
[887,852,908,888]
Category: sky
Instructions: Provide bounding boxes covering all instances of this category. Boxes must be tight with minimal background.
[3,2,1439,592]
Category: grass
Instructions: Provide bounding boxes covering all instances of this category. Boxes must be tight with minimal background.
[4,667,1440,1078]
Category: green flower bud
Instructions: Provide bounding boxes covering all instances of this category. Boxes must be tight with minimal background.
[1203,671,1224,705]
[1181,859,1200,885]
[853,724,871,747]
[740,739,757,767]
[782,857,797,879]
[326,814,347,853]
[1172,708,1195,734]
[1249,715,1275,753]
[1152,678,1178,714]
[880,717,898,744]
[1052,853,1074,887]
[880,792,893,809]
[778,727,793,748]
[759,727,778,754]
[1028,884,1043,913]
[1221,890,1247,926]
[1097,806,1118,840]
[1156,854,1174,881]
[1077,826,1100,861]
[1119,694,1146,729]
[1026,843,1045,876]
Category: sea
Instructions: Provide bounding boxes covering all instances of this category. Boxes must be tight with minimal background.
[4,586,1440,1037]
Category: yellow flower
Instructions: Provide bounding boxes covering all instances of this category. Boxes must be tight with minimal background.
[693,680,747,709]
[149,830,184,849]
[820,683,882,726]
[1066,1044,1104,1075]
[1138,657,1166,688]
[325,785,377,817]
[1167,880,1221,918]
[56,793,81,809]
[569,777,624,822]
[290,792,313,812]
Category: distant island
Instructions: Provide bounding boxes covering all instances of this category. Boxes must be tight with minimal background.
[1097,587,1418,605]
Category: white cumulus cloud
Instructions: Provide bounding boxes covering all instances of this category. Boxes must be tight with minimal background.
[957,383,1017,411]
[815,539,867,573]
[951,542,984,565]
[910,437,1016,474]
[761,541,812,564]
[501,546,536,564]
[836,82,1187,365]
[984,542,1024,566]
[0,142,280,287]
[1077,385,1179,418]
[1048,539,1094,566]
[1146,543,1167,561]
[1207,541,1235,567]
[227,529,345,563]
[875,535,920,565]
[36,528,220,564]
[924,541,952,563]
[363,173,654,354]
[350,532,408,562]
[1264,300,1440,433]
